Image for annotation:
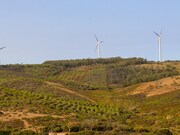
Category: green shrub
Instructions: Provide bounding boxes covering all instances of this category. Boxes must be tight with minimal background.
[113,125,134,132]
[10,130,38,135]
[70,130,95,135]
[133,126,150,133]
[156,128,172,135]
[0,130,11,135]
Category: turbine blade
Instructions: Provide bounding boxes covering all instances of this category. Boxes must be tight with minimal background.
[154,32,160,37]
[95,44,98,52]
[100,41,104,43]
[0,46,6,50]
[94,34,99,42]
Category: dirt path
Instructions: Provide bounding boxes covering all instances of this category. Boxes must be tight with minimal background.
[45,81,96,103]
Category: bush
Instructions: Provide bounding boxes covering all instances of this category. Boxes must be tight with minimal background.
[0,111,4,115]
[10,130,38,135]
[134,126,150,133]
[113,125,134,132]
[156,128,172,135]
[52,126,63,132]
[70,130,95,135]
[0,130,11,135]
[39,127,49,135]
[70,125,81,132]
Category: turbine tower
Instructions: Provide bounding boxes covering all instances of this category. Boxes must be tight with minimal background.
[94,34,103,59]
[154,31,162,62]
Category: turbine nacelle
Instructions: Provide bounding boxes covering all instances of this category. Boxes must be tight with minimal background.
[154,32,161,37]
[99,41,104,44]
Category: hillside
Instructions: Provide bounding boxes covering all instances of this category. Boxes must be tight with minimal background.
[129,75,180,97]
[0,57,180,135]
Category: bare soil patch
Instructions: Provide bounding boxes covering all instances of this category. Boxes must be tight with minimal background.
[0,110,63,131]
[128,75,180,97]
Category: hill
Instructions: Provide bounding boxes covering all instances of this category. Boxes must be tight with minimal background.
[0,57,179,135]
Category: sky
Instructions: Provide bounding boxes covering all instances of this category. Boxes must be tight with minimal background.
[0,0,179,64]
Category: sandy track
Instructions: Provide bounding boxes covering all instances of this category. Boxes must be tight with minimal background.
[45,81,96,103]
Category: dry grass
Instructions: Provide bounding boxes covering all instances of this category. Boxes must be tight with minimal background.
[128,75,180,97]
[0,110,63,131]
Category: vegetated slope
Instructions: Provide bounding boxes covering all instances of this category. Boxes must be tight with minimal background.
[129,89,180,135]
[123,90,180,135]
[0,66,90,101]
[45,81,96,103]
[0,57,180,134]
[113,75,180,135]
[1,58,179,91]
[0,86,131,134]
[45,58,179,90]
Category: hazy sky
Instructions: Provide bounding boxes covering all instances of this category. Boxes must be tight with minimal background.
[0,0,179,64]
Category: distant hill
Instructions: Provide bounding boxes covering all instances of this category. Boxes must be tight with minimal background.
[0,57,179,135]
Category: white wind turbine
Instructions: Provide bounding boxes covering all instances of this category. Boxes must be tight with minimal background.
[154,31,162,62]
[94,34,103,58]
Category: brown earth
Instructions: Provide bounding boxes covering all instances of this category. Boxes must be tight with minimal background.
[128,75,180,97]
[0,110,63,131]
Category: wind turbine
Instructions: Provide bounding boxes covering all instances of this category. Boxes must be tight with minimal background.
[154,31,162,62]
[94,34,103,58]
